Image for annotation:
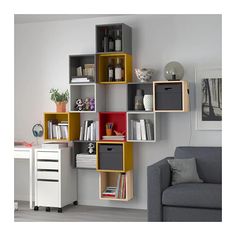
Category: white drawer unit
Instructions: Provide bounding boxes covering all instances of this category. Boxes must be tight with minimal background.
[34,147,77,213]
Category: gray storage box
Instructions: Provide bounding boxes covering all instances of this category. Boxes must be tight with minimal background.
[155,83,182,110]
[98,144,123,170]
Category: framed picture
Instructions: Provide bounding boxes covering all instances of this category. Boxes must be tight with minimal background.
[195,67,222,130]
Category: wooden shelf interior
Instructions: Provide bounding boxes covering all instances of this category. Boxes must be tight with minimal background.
[99,170,133,201]
[127,82,153,111]
[99,112,127,140]
[70,84,96,112]
[154,80,189,112]
[97,53,132,84]
[69,55,95,83]
[96,142,133,172]
[44,112,80,141]
[127,112,156,142]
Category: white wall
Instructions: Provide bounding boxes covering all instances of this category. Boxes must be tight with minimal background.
[14,14,222,209]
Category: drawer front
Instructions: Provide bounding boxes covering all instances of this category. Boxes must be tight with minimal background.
[37,160,59,170]
[156,83,182,93]
[99,144,123,153]
[36,180,59,207]
[37,171,59,180]
[14,150,30,159]
[36,151,59,160]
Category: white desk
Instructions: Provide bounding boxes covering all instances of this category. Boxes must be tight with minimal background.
[14,146,34,209]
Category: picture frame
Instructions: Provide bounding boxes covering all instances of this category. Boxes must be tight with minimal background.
[195,67,222,130]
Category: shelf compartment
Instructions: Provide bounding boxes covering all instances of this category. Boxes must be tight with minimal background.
[44,112,80,141]
[99,170,133,201]
[97,53,132,84]
[127,82,153,111]
[96,142,133,172]
[153,80,190,112]
[96,23,132,54]
[99,112,127,141]
[70,83,105,112]
[127,112,157,142]
[69,54,95,83]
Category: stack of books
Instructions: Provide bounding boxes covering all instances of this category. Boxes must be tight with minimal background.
[72,64,95,83]
[102,135,125,141]
[76,153,96,169]
[71,76,94,83]
[47,120,68,139]
[130,119,153,141]
[79,120,99,141]
[102,173,126,199]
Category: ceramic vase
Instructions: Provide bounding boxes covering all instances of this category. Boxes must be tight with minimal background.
[134,89,144,110]
[143,95,153,111]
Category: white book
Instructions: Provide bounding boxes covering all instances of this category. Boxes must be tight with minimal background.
[136,122,141,140]
[79,126,84,141]
[93,122,96,141]
[133,121,137,140]
[52,124,57,139]
[96,121,99,140]
[90,123,94,141]
[64,126,68,139]
[140,119,147,140]
[84,120,88,140]
[60,126,64,139]
[130,120,134,140]
[87,126,91,141]
[146,121,153,140]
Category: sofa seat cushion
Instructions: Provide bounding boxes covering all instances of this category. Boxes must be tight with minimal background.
[162,183,222,209]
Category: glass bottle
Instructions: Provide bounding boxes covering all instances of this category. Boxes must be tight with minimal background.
[103,28,108,52]
[107,58,114,82]
[135,89,144,110]
[115,58,123,81]
[115,29,122,51]
[108,30,114,52]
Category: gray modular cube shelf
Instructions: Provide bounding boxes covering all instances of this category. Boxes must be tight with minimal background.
[98,144,123,171]
[96,23,132,54]
[69,54,96,83]
[127,82,153,111]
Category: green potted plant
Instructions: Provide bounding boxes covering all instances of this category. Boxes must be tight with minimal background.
[50,88,69,112]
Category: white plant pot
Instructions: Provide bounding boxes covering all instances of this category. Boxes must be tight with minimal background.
[143,95,153,111]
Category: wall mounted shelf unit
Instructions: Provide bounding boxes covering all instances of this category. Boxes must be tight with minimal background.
[44,112,80,142]
[153,80,190,112]
[127,82,153,112]
[69,54,96,83]
[69,83,105,113]
[96,142,133,172]
[97,53,132,84]
[99,170,133,201]
[96,23,132,54]
[127,111,157,142]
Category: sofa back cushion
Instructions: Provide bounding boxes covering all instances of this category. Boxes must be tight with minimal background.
[174,146,222,183]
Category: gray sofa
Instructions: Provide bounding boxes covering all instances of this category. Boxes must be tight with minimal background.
[147,146,222,222]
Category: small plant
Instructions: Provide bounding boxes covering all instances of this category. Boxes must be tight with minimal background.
[50,88,69,103]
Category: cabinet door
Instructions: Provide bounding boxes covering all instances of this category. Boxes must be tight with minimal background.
[36,180,59,207]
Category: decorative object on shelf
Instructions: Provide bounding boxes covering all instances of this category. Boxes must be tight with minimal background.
[74,98,84,111]
[50,88,69,112]
[164,61,184,81]
[84,97,91,111]
[143,94,153,111]
[32,124,44,138]
[115,58,123,81]
[135,68,153,82]
[88,142,96,154]
[195,67,222,130]
[134,89,144,110]
[114,130,126,136]
[89,98,95,111]
[106,123,113,136]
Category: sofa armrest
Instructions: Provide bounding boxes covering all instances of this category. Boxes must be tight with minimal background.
[147,157,173,221]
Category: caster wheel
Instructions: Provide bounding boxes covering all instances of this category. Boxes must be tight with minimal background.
[46,207,50,212]
[73,201,78,206]
[58,208,62,213]
[34,206,39,211]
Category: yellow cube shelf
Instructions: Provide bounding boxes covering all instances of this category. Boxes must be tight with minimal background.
[96,141,133,172]
[44,112,80,141]
[97,53,132,84]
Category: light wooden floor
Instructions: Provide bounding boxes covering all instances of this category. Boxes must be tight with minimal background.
[14,201,147,222]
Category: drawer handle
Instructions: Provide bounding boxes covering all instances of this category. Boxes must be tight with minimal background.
[107,148,113,151]
[37,169,58,172]
[37,159,58,162]
[165,87,173,90]
[37,179,58,182]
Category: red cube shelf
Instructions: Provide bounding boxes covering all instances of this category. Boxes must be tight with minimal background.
[99,112,127,141]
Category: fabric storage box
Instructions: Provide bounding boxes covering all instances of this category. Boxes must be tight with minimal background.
[155,83,183,110]
[98,144,123,171]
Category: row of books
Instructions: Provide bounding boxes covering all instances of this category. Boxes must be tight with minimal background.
[76,153,96,169]
[102,173,126,199]
[47,120,68,139]
[79,120,99,141]
[130,119,153,140]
